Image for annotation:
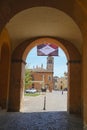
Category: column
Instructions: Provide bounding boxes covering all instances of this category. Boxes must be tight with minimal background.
[67,60,82,116]
[83,42,87,127]
[8,59,26,112]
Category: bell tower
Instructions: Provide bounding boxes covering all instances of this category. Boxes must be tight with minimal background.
[47,56,54,72]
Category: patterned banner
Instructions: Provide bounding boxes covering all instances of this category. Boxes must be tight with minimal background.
[37,43,58,56]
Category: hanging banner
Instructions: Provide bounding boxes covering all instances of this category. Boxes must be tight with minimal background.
[37,43,58,56]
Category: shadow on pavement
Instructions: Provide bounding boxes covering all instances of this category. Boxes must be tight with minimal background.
[0,111,83,130]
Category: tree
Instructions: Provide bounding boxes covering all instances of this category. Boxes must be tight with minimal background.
[25,68,32,89]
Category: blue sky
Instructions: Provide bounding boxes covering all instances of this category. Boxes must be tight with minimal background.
[26,47,68,77]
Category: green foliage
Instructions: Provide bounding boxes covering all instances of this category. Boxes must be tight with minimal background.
[25,68,32,89]
[24,93,40,96]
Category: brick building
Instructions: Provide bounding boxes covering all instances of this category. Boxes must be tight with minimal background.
[29,56,54,92]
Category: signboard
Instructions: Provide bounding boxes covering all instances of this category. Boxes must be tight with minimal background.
[37,43,58,56]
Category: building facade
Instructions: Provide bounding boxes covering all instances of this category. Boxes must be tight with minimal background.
[29,56,54,92]
[53,72,68,90]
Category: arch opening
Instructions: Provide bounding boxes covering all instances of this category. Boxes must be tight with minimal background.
[8,37,82,117]
[23,44,68,113]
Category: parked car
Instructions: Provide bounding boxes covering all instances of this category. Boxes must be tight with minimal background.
[63,88,68,91]
[25,88,37,93]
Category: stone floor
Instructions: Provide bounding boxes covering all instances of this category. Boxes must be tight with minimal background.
[0,111,83,130]
[0,91,84,130]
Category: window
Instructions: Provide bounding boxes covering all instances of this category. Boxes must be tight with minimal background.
[48,75,51,81]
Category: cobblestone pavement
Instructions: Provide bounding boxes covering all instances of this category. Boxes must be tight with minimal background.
[0,91,84,130]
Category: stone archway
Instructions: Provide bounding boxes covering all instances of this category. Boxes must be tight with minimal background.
[8,37,82,117]
[0,0,87,126]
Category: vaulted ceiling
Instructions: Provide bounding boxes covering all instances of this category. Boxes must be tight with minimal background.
[0,0,86,54]
[6,7,83,52]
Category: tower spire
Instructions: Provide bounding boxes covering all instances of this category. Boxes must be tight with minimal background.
[46,56,54,72]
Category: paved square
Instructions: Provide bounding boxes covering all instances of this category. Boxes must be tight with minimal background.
[23,91,67,112]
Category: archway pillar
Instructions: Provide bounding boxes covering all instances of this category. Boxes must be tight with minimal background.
[67,60,82,115]
[8,59,26,112]
[0,28,11,110]
[83,40,87,127]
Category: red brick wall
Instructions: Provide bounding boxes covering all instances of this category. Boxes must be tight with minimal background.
[30,71,53,92]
